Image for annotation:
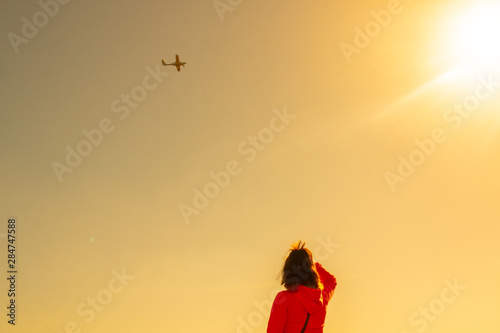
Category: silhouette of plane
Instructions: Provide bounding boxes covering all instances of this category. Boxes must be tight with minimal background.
[161,54,186,71]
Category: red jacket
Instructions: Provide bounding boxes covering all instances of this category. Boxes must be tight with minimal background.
[267,263,337,333]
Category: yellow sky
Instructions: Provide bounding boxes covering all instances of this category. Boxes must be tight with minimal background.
[1,0,500,332]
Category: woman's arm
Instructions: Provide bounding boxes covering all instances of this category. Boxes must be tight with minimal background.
[267,292,288,333]
[315,262,337,303]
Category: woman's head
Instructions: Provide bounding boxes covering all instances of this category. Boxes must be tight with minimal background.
[281,240,319,290]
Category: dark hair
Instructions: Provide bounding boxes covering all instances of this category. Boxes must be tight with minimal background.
[281,240,319,291]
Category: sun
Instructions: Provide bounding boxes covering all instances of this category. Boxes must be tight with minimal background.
[446,2,500,68]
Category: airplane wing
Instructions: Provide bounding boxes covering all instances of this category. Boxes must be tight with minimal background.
[161,59,167,66]
[175,54,180,62]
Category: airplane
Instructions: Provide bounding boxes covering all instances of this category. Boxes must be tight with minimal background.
[161,54,186,71]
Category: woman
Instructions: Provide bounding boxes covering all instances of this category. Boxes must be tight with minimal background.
[267,241,337,333]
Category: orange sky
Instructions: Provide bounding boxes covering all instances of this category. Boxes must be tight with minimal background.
[1,0,499,332]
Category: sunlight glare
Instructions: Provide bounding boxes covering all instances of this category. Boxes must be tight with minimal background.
[448,2,500,68]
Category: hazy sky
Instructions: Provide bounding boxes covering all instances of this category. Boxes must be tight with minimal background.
[1,0,500,332]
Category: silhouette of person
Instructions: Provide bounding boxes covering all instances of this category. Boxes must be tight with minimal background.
[267,241,337,333]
